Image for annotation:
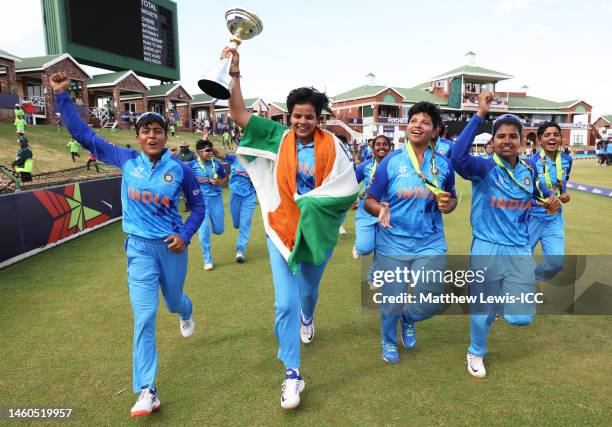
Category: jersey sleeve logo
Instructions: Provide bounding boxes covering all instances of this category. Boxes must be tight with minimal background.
[398,165,408,175]
[163,172,174,183]
[130,166,144,178]
[523,176,531,186]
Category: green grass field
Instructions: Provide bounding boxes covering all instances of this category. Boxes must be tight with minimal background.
[0,125,611,425]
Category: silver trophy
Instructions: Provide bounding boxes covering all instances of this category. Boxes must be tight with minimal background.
[198,8,263,100]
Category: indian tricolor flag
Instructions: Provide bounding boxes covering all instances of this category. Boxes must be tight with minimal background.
[236,115,358,272]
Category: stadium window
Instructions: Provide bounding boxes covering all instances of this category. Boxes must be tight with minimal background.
[27,83,43,99]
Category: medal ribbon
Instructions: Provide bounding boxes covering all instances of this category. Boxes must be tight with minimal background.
[198,157,218,180]
[493,153,547,203]
[540,150,563,196]
[404,142,444,196]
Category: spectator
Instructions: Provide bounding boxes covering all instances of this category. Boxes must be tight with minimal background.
[176,141,195,162]
[86,152,100,172]
[105,99,114,120]
[12,136,33,182]
[54,113,63,132]
[14,107,26,137]
[596,142,605,166]
[14,103,24,121]
[222,130,231,151]
[67,138,81,162]
[23,101,36,125]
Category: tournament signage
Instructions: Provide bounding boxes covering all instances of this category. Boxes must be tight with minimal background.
[378,117,408,125]
[42,0,179,81]
[0,177,122,268]
[566,182,612,198]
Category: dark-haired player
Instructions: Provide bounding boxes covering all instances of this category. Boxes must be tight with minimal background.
[528,122,572,280]
[50,71,205,417]
[222,46,356,409]
[189,139,228,270]
[365,102,458,364]
[451,92,560,379]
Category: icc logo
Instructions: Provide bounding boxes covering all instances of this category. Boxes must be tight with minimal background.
[163,172,174,183]
[523,176,531,186]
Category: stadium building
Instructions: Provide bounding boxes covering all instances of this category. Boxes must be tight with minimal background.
[8,53,91,125]
[594,115,612,141]
[87,70,149,129]
[329,52,594,147]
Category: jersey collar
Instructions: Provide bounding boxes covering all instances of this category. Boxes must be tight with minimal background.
[139,148,171,168]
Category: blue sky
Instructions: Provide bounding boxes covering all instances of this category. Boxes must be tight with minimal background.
[1,0,610,118]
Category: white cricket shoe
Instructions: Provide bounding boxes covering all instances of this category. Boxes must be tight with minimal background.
[338,225,347,235]
[180,316,195,338]
[300,316,315,344]
[467,353,486,378]
[280,375,305,409]
[236,251,245,263]
[204,263,214,271]
[352,245,360,260]
[130,388,160,417]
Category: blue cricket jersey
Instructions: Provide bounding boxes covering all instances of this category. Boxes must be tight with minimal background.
[368,146,456,255]
[451,115,551,247]
[57,92,205,245]
[225,154,255,197]
[189,158,227,197]
[297,139,315,195]
[355,157,381,223]
[434,137,454,158]
[530,152,572,221]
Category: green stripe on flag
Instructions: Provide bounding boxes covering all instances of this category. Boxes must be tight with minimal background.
[288,193,358,272]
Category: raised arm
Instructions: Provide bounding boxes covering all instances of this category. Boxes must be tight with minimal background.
[49,72,135,168]
[212,147,227,161]
[222,47,252,130]
[451,92,495,181]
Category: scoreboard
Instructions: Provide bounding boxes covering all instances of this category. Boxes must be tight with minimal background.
[42,0,180,81]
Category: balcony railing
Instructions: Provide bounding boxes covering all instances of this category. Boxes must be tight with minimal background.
[24,95,46,115]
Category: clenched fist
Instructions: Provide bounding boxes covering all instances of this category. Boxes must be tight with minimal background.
[49,72,71,94]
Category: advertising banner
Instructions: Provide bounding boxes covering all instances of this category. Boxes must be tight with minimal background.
[0,177,122,268]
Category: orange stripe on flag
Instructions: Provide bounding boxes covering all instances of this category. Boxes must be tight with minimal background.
[268,128,336,252]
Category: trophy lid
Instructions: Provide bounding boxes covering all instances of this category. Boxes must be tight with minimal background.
[225,8,263,40]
